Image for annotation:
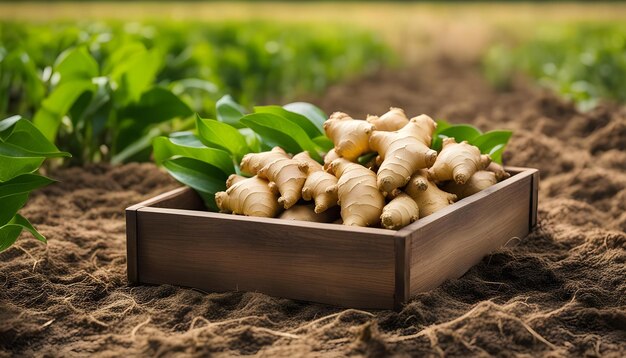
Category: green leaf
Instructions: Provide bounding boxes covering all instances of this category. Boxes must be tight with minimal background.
[283,102,327,132]
[33,80,96,141]
[54,47,99,83]
[239,128,261,153]
[162,157,228,211]
[0,117,71,182]
[432,124,482,151]
[0,214,46,252]
[107,44,163,104]
[254,105,323,138]
[312,135,334,152]
[435,119,452,132]
[0,193,28,227]
[196,115,249,161]
[240,113,322,161]
[0,174,55,199]
[216,95,246,128]
[152,136,235,176]
[472,130,512,164]
[122,87,193,125]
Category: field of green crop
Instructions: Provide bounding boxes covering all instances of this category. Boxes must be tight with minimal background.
[483,24,626,110]
[0,20,391,164]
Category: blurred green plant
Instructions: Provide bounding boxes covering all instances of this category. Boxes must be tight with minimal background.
[0,115,71,252]
[0,21,392,163]
[153,95,332,211]
[483,24,626,110]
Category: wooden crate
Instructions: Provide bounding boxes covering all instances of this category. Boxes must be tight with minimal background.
[126,167,538,310]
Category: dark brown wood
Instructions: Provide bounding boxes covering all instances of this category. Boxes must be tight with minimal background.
[126,167,539,309]
[530,170,540,228]
[393,235,409,310]
[404,169,534,295]
[136,207,397,309]
[125,204,140,284]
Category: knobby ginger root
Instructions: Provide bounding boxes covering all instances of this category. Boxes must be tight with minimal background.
[324,112,374,161]
[369,118,438,195]
[406,170,457,218]
[279,204,340,223]
[485,162,510,181]
[428,138,486,184]
[443,170,498,199]
[329,158,385,227]
[302,171,339,213]
[323,148,340,170]
[293,151,323,173]
[366,107,409,132]
[380,193,419,230]
[215,175,280,217]
[240,147,308,209]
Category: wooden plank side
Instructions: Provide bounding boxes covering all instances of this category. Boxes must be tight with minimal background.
[394,235,409,310]
[530,169,540,228]
[407,171,533,295]
[135,208,396,309]
[136,186,205,210]
[125,206,139,284]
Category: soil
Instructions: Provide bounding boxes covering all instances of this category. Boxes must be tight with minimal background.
[1,59,625,357]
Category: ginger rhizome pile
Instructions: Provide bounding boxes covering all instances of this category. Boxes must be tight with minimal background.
[214,107,510,230]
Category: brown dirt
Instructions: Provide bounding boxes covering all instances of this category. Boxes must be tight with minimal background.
[1,60,625,357]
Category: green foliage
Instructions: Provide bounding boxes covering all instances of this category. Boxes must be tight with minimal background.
[483,24,626,110]
[0,20,392,164]
[0,115,70,252]
[154,96,328,210]
[432,120,512,164]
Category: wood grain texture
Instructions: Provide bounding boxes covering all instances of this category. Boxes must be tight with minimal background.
[405,169,534,296]
[128,167,538,309]
[125,205,140,284]
[136,207,397,309]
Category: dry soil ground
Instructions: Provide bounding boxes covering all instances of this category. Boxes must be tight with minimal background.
[1,59,625,357]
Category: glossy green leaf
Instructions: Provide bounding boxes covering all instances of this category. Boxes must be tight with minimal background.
[216,95,246,128]
[312,135,334,152]
[0,117,71,182]
[240,113,322,161]
[152,136,235,176]
[0,174,55,199]
[54,47,99,83]
[283,102,327,132]
[0,214,46,252]
[239,128,261,153]
[255,105,323,138]
[0,193,28,227]
[196,115,249,160]
[435,119,452,132]
[472,130,513,164]
[162,157,227,211]
[432,124,482,151]
[108,44,163,104]
[33,80,95,141]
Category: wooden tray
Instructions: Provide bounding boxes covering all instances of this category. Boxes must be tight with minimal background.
[126,167,538,310]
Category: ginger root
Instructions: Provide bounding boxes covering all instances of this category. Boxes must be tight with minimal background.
[369,118,438,195]
[323,148,340,170]
[380,193,419,230]
[324,112,374,161]
[443,170,498,199]
[428,138,486,184]
[406,170,457,218]
[240,147,308,209]
[485,161,510,181]
[329,158,385,227]
[366,107,409,132]
[302,170,339,213]
[293,151,323,173]
[279,204,340,223]
[215,175,280,217]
